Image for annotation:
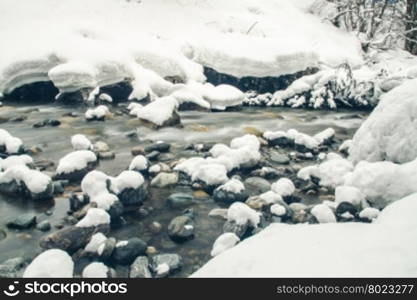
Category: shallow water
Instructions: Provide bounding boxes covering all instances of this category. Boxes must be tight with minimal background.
[0,103,366,277]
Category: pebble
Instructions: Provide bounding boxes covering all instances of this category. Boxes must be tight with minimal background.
[36,220,51,232]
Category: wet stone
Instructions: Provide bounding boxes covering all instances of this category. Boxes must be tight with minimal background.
[7,213,36,229]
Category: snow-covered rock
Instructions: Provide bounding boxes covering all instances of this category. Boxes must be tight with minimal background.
[227,202,260,228]
[270,204,286,216]
[349,79,417,164]
[128,155,148,172]
[137,96,180,128]
[202,84,244,110]
[192,192,417,277]
[271,178,295,197]
[311,204,336,223]
[210,233,240,257]
[84,232,107,253]
[71,134,92,151]
[55,150,97,181]
[0,165,53,200]
[213,178,249,204]
[344,159,417,209]
[0,154,33,171]
[23,249,73,278]
[335,186,365,207]
[76,208,111,228]
[0,129,24,154]
[85,105,110,121]
[191,163,229,186]
[82,262,109,278]
[359,207,380,222]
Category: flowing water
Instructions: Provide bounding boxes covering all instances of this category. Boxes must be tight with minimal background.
[0,102,366,276]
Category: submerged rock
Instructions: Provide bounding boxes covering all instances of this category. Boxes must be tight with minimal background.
[167,215,194,242]
[112,238,147,265]
[7,213,36,229]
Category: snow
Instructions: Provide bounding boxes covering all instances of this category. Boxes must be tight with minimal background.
[0,165,51,194]
[339,139,352,154]
[191,163,229,186]
[56,150,97,175]
[313,128,335,144]
[359,208,380,221]
[82,262,109,278]
[99,93,113,103]
[129,155,148,171]
[137,96,178,126]
[0,155,33,171]
[71,134,92,151]
[259,191,283,204]
[84,233,107,253]
[81,170,109,199]
[92,193,118,211]
[344,159,417,209]
[0,129,23,154]
[202,84,244,110]
[211,233,240,257]
[270,204,286,217]
[192,192,417,277]
[0,0,363,99]
[271,178,295,197]
[335,186,365,206]
[311,204,336,223]
[110,170,145,194]
[349,79,417,164]
[264,128,333,150]
[23,249,73,278]
[76,208,110,228]
[227,202,260,227]
[217,179,245,194]
[127,102,143,116]
[85,105,110,120]
[230,134,260,151]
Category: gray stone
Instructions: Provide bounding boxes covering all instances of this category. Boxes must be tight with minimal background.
[98,151,115,160]
[213,187,249,204]
[0,257,26,278]
[223,220,248,238]
[151,254,182,274]
[7,213,36,229]
[145,142,171,153]
[244,177,271,195]
[151,172,178,188]
[166,193,193,208]
[99,237,116,260]
[167,215,194,242]
[270,151,290,164]
[130,256,152,278]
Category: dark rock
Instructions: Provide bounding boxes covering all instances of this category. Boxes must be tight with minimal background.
[145,142,171,153]
[7,213,36,229]
[99,237,116,260]
[36,220,51,232]
[145,151,160,161]
[130,256,152,278]
[115,185,148,207]
[167,215,194,242]
[54,161,98,182]
[52,181,65,195]
[166,193,193,208]
[336,202,358,219]
[131,146,146,156]
[112,238,147,265]
[40,224,109,253]
[10,116,27,122]
[213,187,249,204]
[107,200,124,219]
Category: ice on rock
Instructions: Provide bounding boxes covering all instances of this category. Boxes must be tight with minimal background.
[211,232,240,257]
[271,178,295,197]
[85,232,107,253]
[344,159,417,209]
[137,96,180,127]
[82,262,109,278]
[192,192,417,277]
[85,105,110,121]
[76,208,110,228]
[349,79,417,164]
[227,202,260,227]
[56,150,97,175]
[71,134,92,151]
[335,186,365,206]
[129,155,148,172]
[311,204,336,223]
[23,249,74,278]
[0,129,23,154]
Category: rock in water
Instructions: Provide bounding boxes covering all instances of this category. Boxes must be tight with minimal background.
[112,238,147,265]
[151,254,182,274]
[7,213,36,229]
[130,256,152,278]
[166,193,193,208]
[151,172,178,188]
[167,215,194,242]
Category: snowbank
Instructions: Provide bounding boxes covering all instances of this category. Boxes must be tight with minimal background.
[0,0,363,99]
[349,79,417,164]
[192,193,417,277]
[23,249,74,278]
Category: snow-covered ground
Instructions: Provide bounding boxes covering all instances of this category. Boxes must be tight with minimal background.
[192,192,417,277]
[0,0,363,101]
